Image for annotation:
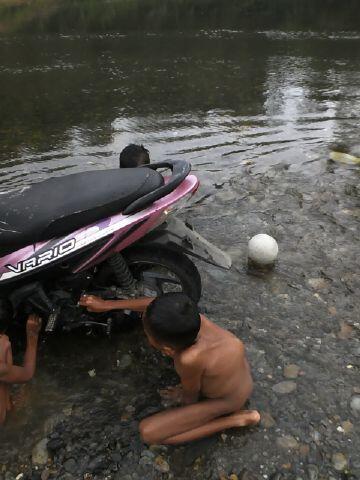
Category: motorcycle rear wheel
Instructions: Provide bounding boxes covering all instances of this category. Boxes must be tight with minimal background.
[124,248,202,303]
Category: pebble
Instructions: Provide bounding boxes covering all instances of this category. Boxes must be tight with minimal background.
[32,438,49,466]
[341,420,353,434]
[117,354,132,370]
[272,381,297,394]
[308,278,329,290]
[260,412,276,429]
[41,469,50,480]
[88,369,96,378]
[307,464,318,480]
[283,364,301,379]
[63,458,77,474]
[350,395,360,413]
[338,322,353,339]
[154,456,170,473]
[332,452,347,471]
[276,435,299,450]
[229,475,239,480]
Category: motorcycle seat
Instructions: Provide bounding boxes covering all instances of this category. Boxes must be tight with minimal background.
[0,168,164,257]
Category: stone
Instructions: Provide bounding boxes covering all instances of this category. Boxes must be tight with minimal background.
[260,412,276,429]
[341,420,353,434]
[283,364,300,379]
[350,395,360,412]
[338,322,353,339]
[32,439,49,466]
[47,438,65,452]
[276,435,299,450]
[272,381,297,394]
[332,453,347,471]
[299,444,310,457]
[229,475,239,480]
[154,456,170,473]
[117,354,132,370]
[239,470,260,480]
[63,459,77,475]
[41,470,50,480]
[307,465,318,480]
[42,414,66,435]
[308,278,329,290]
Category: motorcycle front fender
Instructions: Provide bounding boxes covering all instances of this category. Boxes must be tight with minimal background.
[135,217,232,270]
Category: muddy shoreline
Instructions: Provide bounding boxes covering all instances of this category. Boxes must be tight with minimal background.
[0,165,359,480]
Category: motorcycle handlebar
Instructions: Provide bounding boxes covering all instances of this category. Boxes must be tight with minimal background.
[122,160,191,215]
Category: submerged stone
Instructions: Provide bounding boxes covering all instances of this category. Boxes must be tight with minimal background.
[272,381,297,394]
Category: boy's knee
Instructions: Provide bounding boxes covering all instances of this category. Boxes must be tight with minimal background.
[139,418,160,445]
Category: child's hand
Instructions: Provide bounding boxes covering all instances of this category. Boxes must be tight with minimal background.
[26,314,42,338]
[79,295,109,313]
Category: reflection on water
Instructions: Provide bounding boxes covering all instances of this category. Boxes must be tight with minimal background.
[0,31,359,189]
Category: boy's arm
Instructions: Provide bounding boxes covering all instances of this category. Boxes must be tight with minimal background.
[79,295,154,313]
[0,315,41,384]
[175,354,204,405]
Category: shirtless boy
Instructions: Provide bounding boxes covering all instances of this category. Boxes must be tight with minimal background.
[0,304,42,425]
[80,292,260,445]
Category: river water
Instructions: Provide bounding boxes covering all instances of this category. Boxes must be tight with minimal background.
[0,30,359,191]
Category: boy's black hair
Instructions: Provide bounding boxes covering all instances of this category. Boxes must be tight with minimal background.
[0,299,12,333]
[119,144,150,168]
[144,292,200,349]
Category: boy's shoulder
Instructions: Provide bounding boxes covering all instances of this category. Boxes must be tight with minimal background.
[176,343,203,370]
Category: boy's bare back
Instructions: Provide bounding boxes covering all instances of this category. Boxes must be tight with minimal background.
[175,315,253,402]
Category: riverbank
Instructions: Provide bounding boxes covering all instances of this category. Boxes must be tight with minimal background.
[1,165,359,480]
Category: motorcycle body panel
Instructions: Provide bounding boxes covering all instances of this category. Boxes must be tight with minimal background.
[0,175,199,286]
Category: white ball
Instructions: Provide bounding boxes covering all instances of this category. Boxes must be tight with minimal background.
[248,234,278,265]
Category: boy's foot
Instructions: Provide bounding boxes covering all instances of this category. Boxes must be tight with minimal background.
[232,410,261,427]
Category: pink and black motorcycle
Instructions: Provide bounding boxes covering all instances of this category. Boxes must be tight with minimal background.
[0,160,231,333]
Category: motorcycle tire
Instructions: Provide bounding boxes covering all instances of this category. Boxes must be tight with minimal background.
[124,247,202,303]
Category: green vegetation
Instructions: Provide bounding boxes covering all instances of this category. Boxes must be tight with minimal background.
[0,0,359,34]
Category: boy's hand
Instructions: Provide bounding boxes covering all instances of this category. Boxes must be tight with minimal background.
[79,295,109,313]
[26,314,42,338]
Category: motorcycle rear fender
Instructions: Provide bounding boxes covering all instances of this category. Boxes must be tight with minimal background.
[136,217,232,269]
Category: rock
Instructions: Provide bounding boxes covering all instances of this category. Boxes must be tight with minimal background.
[350,395,360,413]
[338,322,353,340]
[260,412,276,429]
[276,435,299,450]
[307,464,318,480]
[154,456,170,473]
[32,439,49,466]
[88,369,96,378]
[239,470,260,480]
[117,354,132,370]
[283,364,300,379]
[332,453,347,471]
[41,470,50,480]
[230,475,239,480]
[308,278,329,290]
[140,449,155,459]
[341,420,353,434]
[42,414,66,435]
[63,459,77,475]
[299,444,310,457]
[272,381,297,394]
[87,456,107,473]
[47,438,65,452]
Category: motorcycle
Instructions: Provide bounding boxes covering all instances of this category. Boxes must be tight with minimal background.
[0,160,231,334]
